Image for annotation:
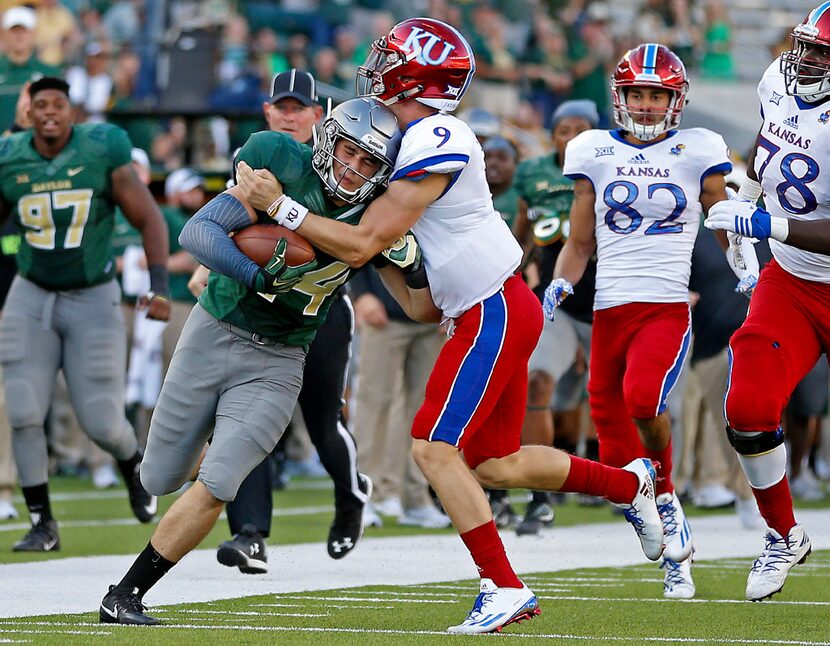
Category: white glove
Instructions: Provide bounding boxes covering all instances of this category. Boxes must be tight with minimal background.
[725,232,759,298]
[705,199,789,242]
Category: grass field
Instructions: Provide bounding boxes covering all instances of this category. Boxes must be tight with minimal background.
[1,475,829,644]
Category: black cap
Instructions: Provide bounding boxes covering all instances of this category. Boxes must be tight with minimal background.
[270,69,317,106]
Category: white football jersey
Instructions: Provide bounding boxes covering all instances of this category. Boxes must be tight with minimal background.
[390,113,521,318]
[564,128,731,310]
[756,60,830,283]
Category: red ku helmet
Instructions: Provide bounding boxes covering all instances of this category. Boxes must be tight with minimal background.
[611,43,689,141]
[781,3,830,102]
[356,17,475,113]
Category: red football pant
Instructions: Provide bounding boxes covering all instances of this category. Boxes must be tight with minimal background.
[588,302,691,473]
[411,275,543,469]
[725,260,830,535]
[725,260,830,432]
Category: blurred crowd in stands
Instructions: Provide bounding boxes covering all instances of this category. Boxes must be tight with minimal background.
[0,0,743,175]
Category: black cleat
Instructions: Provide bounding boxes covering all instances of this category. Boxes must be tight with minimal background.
[99,585,160,625]
[328,474,372,560]
[126,462,157,524]
[516,500,555,536]
[489,495,521,529]
[217,524,268,574]
[13,519,60,552]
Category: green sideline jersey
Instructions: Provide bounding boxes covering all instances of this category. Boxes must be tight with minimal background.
[514,153,574,245]
[0,123,132,290]
[492,186,520,230]
[199,131,366,346]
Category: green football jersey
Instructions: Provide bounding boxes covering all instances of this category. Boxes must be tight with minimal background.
[0,123,132,290]
[492,186,520,231]
[514,153,575,245]
[199,131,365,346]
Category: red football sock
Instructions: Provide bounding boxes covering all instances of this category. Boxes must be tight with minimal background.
[560,455,638,504]
[753,477,797,537]
[646,443,674,496]
[460,521,521,589]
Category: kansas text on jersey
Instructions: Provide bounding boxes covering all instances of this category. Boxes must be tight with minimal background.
[563,127,731,310]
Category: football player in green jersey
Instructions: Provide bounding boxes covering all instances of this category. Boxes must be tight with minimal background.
[0,77,171,552]
[511,100,600,534]
[99,97,434,625]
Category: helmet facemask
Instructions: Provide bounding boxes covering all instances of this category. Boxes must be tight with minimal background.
[781,28,830,102]
[312,121,394,205]
[613,85,685,141]
[357,39,423,106]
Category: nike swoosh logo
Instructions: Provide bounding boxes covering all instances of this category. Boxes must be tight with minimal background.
[100,603,118,619]
[145,497,158,516]
[67,167,84,177]
[43,538,57,550]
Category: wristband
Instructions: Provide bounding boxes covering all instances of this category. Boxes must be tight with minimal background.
[266,194,308,230]
[738,177,763,203]
[769,216,789,242]
[148,263,170,298]
[266,194,287,218]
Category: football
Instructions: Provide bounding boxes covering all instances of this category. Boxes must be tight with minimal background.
[233,224,316,267]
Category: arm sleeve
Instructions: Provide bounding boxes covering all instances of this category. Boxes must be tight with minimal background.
[178,193,260,289]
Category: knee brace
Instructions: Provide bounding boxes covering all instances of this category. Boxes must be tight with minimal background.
[727,425,786,489]
[726,425,784,456]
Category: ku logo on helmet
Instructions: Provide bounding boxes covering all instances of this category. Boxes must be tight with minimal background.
[402,27,456,66]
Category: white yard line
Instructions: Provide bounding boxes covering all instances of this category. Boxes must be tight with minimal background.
[0,505,333,533]
[11,622,830,645]
[0,510,827,619]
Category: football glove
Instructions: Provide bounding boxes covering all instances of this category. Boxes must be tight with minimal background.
[253,238,318,295]
[725,232,759,298]
[542,278,573,321]
[705,200,789,242]
[381,232,428,289]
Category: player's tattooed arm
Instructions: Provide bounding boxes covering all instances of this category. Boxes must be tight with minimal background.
[113,163,171,321]
[552,178,596,286]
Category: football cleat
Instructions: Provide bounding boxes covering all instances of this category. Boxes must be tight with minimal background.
[657,491,693,562]
[746,524,811,601]
[447,578,540,634]
[13,519,59,552]
[328,474,372,559]
[661,553,695,599]
[489,494,521,529]
[126,462,157,524]
[619,458,665,561]
[516,498,554,536]
[398,504,451,528]
[99,585,160,625]
[217,524,268,574]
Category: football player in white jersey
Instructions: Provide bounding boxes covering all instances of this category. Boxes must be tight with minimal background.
[544,43,739,600]
[700,4,830,602]
[236,17,668,634]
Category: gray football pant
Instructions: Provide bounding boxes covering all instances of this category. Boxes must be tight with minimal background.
[0,276,137,488]
[141,304,306,502]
